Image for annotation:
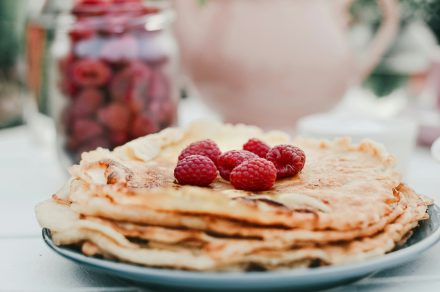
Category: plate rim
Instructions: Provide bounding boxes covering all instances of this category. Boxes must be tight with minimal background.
[42,204,440,284]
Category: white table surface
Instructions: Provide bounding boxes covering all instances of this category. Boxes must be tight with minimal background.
[1,100,440,291]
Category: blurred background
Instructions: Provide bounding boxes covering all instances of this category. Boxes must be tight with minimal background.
[1,0,440,173]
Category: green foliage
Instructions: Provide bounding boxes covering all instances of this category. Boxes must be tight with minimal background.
[351,0,439,97]
[0,0,26,70]
[424,2,440,43]
[363,72,408,97]
[198,0,208,7]
[351,0,440,41]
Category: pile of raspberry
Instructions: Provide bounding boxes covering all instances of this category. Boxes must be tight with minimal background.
[174,138,306,191]
[59,0,176,161]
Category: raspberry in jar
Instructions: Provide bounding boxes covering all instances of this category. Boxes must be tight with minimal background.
[50,0,178,165]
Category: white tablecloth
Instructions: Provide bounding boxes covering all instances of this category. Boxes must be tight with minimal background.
[1,102,440,291]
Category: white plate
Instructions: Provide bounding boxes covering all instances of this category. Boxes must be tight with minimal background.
[42,205,440,291]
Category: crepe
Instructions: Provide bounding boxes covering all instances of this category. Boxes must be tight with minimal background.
[66,120,401,231]
[36,185,428,271]
[62,179,406,244]
[35,121,430,272]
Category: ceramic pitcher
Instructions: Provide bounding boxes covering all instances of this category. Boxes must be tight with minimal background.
[174,0,399,129]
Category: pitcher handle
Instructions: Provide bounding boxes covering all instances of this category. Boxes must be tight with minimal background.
[350,0,400,80]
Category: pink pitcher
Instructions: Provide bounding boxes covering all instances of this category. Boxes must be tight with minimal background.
[174,0,399,129]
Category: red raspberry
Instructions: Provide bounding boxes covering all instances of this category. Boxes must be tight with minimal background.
[148,70,169,100]
[98,103,131,132]
[113,0,143,4]
[69,21,95,42]
[111,0,147,14]
[174,155,218,187]
[58,54,75,75]
[72,0,110,17]
[140,6,160,15]
[99,14,130,34]
[243,138,270,158]
[59,78,78,97]
[111,0,159,16]
[217,150,258,181]
[178,139,221,165]
[64,89,103,131]
[266,145,306,178]
[148,100,177,126]
[61,106,75,132]
[110,61,151,102]
[71,88,104,118]
[110,130,129,146]
[130,114,158,138]
[72,59,111,87]
[72,118,104,145]
[230,158,277,191]
[128,97,146,114]
[58,54,78,96]
[77,136,110,153]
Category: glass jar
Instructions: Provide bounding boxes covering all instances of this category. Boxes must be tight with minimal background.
[25,0,61,117]
[48,0,178,166]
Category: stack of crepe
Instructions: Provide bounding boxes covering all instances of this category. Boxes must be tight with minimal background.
[36,121,431,271]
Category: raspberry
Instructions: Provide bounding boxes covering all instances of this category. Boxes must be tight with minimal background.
[113,0,143,4]
[110,61,151,102]
[266,145,306,178]
[98,102,131,131]
[65,89,104,131]
[61,106,75,132]
[148,70,169,100]
[111,0,159,16]
[72,118,104,145]
[58,54,78,96]
[76,136,110,157]
[217,150,258,180]
[100,14,130,34]
[178,139,221,165]
[174,155,218,187]
[71,88,104,118]
[148,100,177,126]
[128,98,146,114]
[130,114,158,138]
[59,78,78,97]
[74,0,108,7]
[58,54,75,75]
[72,0,110,17]
[230,158,277,191]
[110,130,129,146]
[243,138,270,158]
[72,59,111,87]
[69,21,95,42]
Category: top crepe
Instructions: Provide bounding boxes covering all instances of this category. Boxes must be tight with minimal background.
[66,120,402,231]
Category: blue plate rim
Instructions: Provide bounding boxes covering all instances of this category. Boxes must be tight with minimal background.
[42,204,440,283]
